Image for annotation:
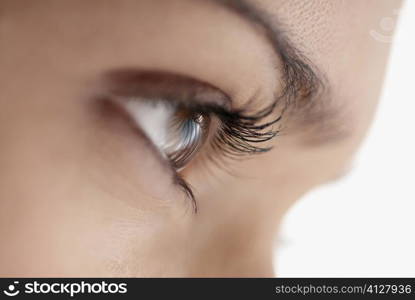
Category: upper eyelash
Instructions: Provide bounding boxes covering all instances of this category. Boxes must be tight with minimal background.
[180,100,282,161]
[211,103,281,157]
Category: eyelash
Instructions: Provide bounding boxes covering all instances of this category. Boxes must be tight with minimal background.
[207,102,280,156]
[170,100,281,212]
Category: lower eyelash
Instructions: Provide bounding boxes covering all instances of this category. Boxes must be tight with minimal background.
[172,173,197,213]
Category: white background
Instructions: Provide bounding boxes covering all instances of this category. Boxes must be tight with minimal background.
[275,0,415,276]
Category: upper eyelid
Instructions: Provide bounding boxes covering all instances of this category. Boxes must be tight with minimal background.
[101,70,278,122]
[102,69,280,143]
[102,69,281,146]
[102,70,232,109]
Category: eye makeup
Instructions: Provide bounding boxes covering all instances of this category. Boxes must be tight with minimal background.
[102,70,281,212]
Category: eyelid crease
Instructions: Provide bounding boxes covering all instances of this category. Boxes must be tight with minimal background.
[102,70,232,109]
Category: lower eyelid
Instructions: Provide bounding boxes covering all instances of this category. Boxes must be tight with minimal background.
[119,98,199,212]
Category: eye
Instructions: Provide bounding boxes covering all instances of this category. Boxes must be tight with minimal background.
[164,109,210,170]
[105,71,280,212]
[122,98,210,170]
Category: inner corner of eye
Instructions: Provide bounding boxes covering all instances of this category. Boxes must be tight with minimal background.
[119,98,208,170]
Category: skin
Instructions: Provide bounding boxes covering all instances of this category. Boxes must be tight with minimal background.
[0,0,401,276]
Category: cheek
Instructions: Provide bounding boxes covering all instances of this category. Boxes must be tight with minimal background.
[0,85,190,276]
[0,195,190,276]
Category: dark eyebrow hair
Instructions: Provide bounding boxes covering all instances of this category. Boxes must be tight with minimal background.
[210,0,348,144]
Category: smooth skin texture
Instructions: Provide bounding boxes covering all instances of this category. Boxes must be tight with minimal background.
[0,0,401,276]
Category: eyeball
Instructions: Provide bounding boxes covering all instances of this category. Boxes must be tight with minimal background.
[122,99,209,170]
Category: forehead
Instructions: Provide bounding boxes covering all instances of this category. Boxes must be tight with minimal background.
[0,0,401,141]
[251,0,384,58]
[0,0,279,102]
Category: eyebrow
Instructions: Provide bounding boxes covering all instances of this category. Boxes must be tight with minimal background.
[210,0,348,144]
